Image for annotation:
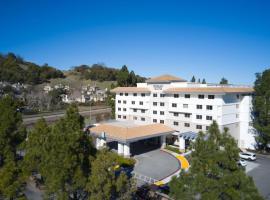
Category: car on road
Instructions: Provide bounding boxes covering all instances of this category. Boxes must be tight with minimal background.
[237,159,247,167]
[239,152,256,161]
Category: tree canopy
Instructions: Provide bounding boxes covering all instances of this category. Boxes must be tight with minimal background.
[253,69,270,150]
[169,121,262,200]
[0,53,64,84]
[0,96,27,199]
[220,77,229,84]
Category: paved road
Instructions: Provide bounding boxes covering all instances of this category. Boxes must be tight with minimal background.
[23,107,111,127]
[133,149,180,185]
[246,154,270,199]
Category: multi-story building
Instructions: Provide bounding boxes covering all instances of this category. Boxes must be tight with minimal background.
[112,74,256,150]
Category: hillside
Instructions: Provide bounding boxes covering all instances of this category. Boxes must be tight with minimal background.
[0,53,64,84]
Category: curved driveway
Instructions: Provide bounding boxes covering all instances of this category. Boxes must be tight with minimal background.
[133,149,180,184]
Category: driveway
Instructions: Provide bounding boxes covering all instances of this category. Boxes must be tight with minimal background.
[133,149,180,185]
[246,154,270,199]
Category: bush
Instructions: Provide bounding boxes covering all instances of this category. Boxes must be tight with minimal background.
[165,145,181,154]
[114,154,136,167]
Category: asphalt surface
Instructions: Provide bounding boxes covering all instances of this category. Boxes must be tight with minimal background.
[246,154,270,199]
[23,107,111,127]
[133,149,180,185]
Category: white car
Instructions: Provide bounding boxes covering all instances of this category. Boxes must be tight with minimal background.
[239,152,256,161]
[237,159,247,167]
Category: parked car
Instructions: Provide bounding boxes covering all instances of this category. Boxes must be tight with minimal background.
[239,152,256,161]
[237,159,247,167]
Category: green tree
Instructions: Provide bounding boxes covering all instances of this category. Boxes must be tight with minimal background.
[169,121,262,200]
[253,69,270,150]
[24,104,95,199]
[117,65,129,86]
[128,70,137,86]
[191,76,196,82]
[202,78,206,84]
[197,78,201,83]
[220,77,229,84]
[0,96,27,199]
[86,149,135,200]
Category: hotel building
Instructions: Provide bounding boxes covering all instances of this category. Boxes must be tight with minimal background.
[111,74,256,150]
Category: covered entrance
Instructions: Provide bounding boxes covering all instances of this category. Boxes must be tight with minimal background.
[89,120,174,157]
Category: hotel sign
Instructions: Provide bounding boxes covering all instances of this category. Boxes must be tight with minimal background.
[153,84,163,90]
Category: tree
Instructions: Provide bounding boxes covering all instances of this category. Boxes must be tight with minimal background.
[24,104,96,199]
[191,76,196,82]
[202,78,206,84]
[169,121,262,200]
[86,149,135,200]
[0,96,27,199]
[117,65,129,86]
[128,70,137,86]
[253,69,270,150]
[220,77,228,84]
[197,78,201,83]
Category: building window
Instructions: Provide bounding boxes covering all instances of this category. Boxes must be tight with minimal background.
[172,103,177,108]
[198,94,204,99]
[183,104,188,108]
[208,95,215,99]
[141,110,145,113]
[132,101,135,104]
[206,116,212,120]
[134,109,137,112]
[236,114,239,118]
[206,126,209,130]
[123,100,127,104]
[174,112,179,117]
[160,93,165,97]
[133,116,137,120]
[206,105,213,110]
[141,93,145,97]
[160,120,164,124]
[236,104,239,109]
[125,93,128,96]
[184,123,190,127]
[118,108,121,111]
[153,93,157,97]
[153,119,157,123]
[153,110,157,114]
[173,121,179,126]
[184,113,190,118]
[153,102,157,106]
[185,94,190,98]
[160,111,164,115]
[123,108,127,111]
[237,94,240,99]
[160,102,165,106]
[139,101,143,105]
[174,94,179,98]
[120,93,123,96]
[197,105,203,109]
[118,100,121,103]
[196,115,202,119]
[118,115,121,119]
[196,125,202,129]
[141,117,145,121]
[133,93,137,96]
[123,116,126,119]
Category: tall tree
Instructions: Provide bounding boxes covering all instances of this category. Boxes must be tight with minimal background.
[128,70,137,86]
[117,65,129,86]
[86,149,135,200]
[220,77,229,84]
[197,78,201,83]
[0,96,27,199]
[191,76,196,82]
[169,121,262,200]
[24,104,95,199]
[253,69,270,150]
[202,78,206,84]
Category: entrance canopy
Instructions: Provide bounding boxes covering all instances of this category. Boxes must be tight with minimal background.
[89,120,175,143]
[172,131,198,140]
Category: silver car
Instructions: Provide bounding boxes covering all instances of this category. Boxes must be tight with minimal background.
[239,152,256,161]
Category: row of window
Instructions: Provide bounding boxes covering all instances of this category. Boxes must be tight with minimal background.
[172,121,209,130]
[119,93,215,99]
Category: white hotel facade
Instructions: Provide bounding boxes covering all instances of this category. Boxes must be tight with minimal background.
[112,75,256,150]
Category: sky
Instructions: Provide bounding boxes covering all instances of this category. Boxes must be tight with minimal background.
[1,0,270,85]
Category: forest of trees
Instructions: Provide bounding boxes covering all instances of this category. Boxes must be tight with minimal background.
[0,53,65,84]
[73,64,146,85]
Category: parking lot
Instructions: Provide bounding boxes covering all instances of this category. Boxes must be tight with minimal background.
[246,154,270,199]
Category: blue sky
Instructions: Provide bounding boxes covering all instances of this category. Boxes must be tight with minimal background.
[1,0,270,84]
